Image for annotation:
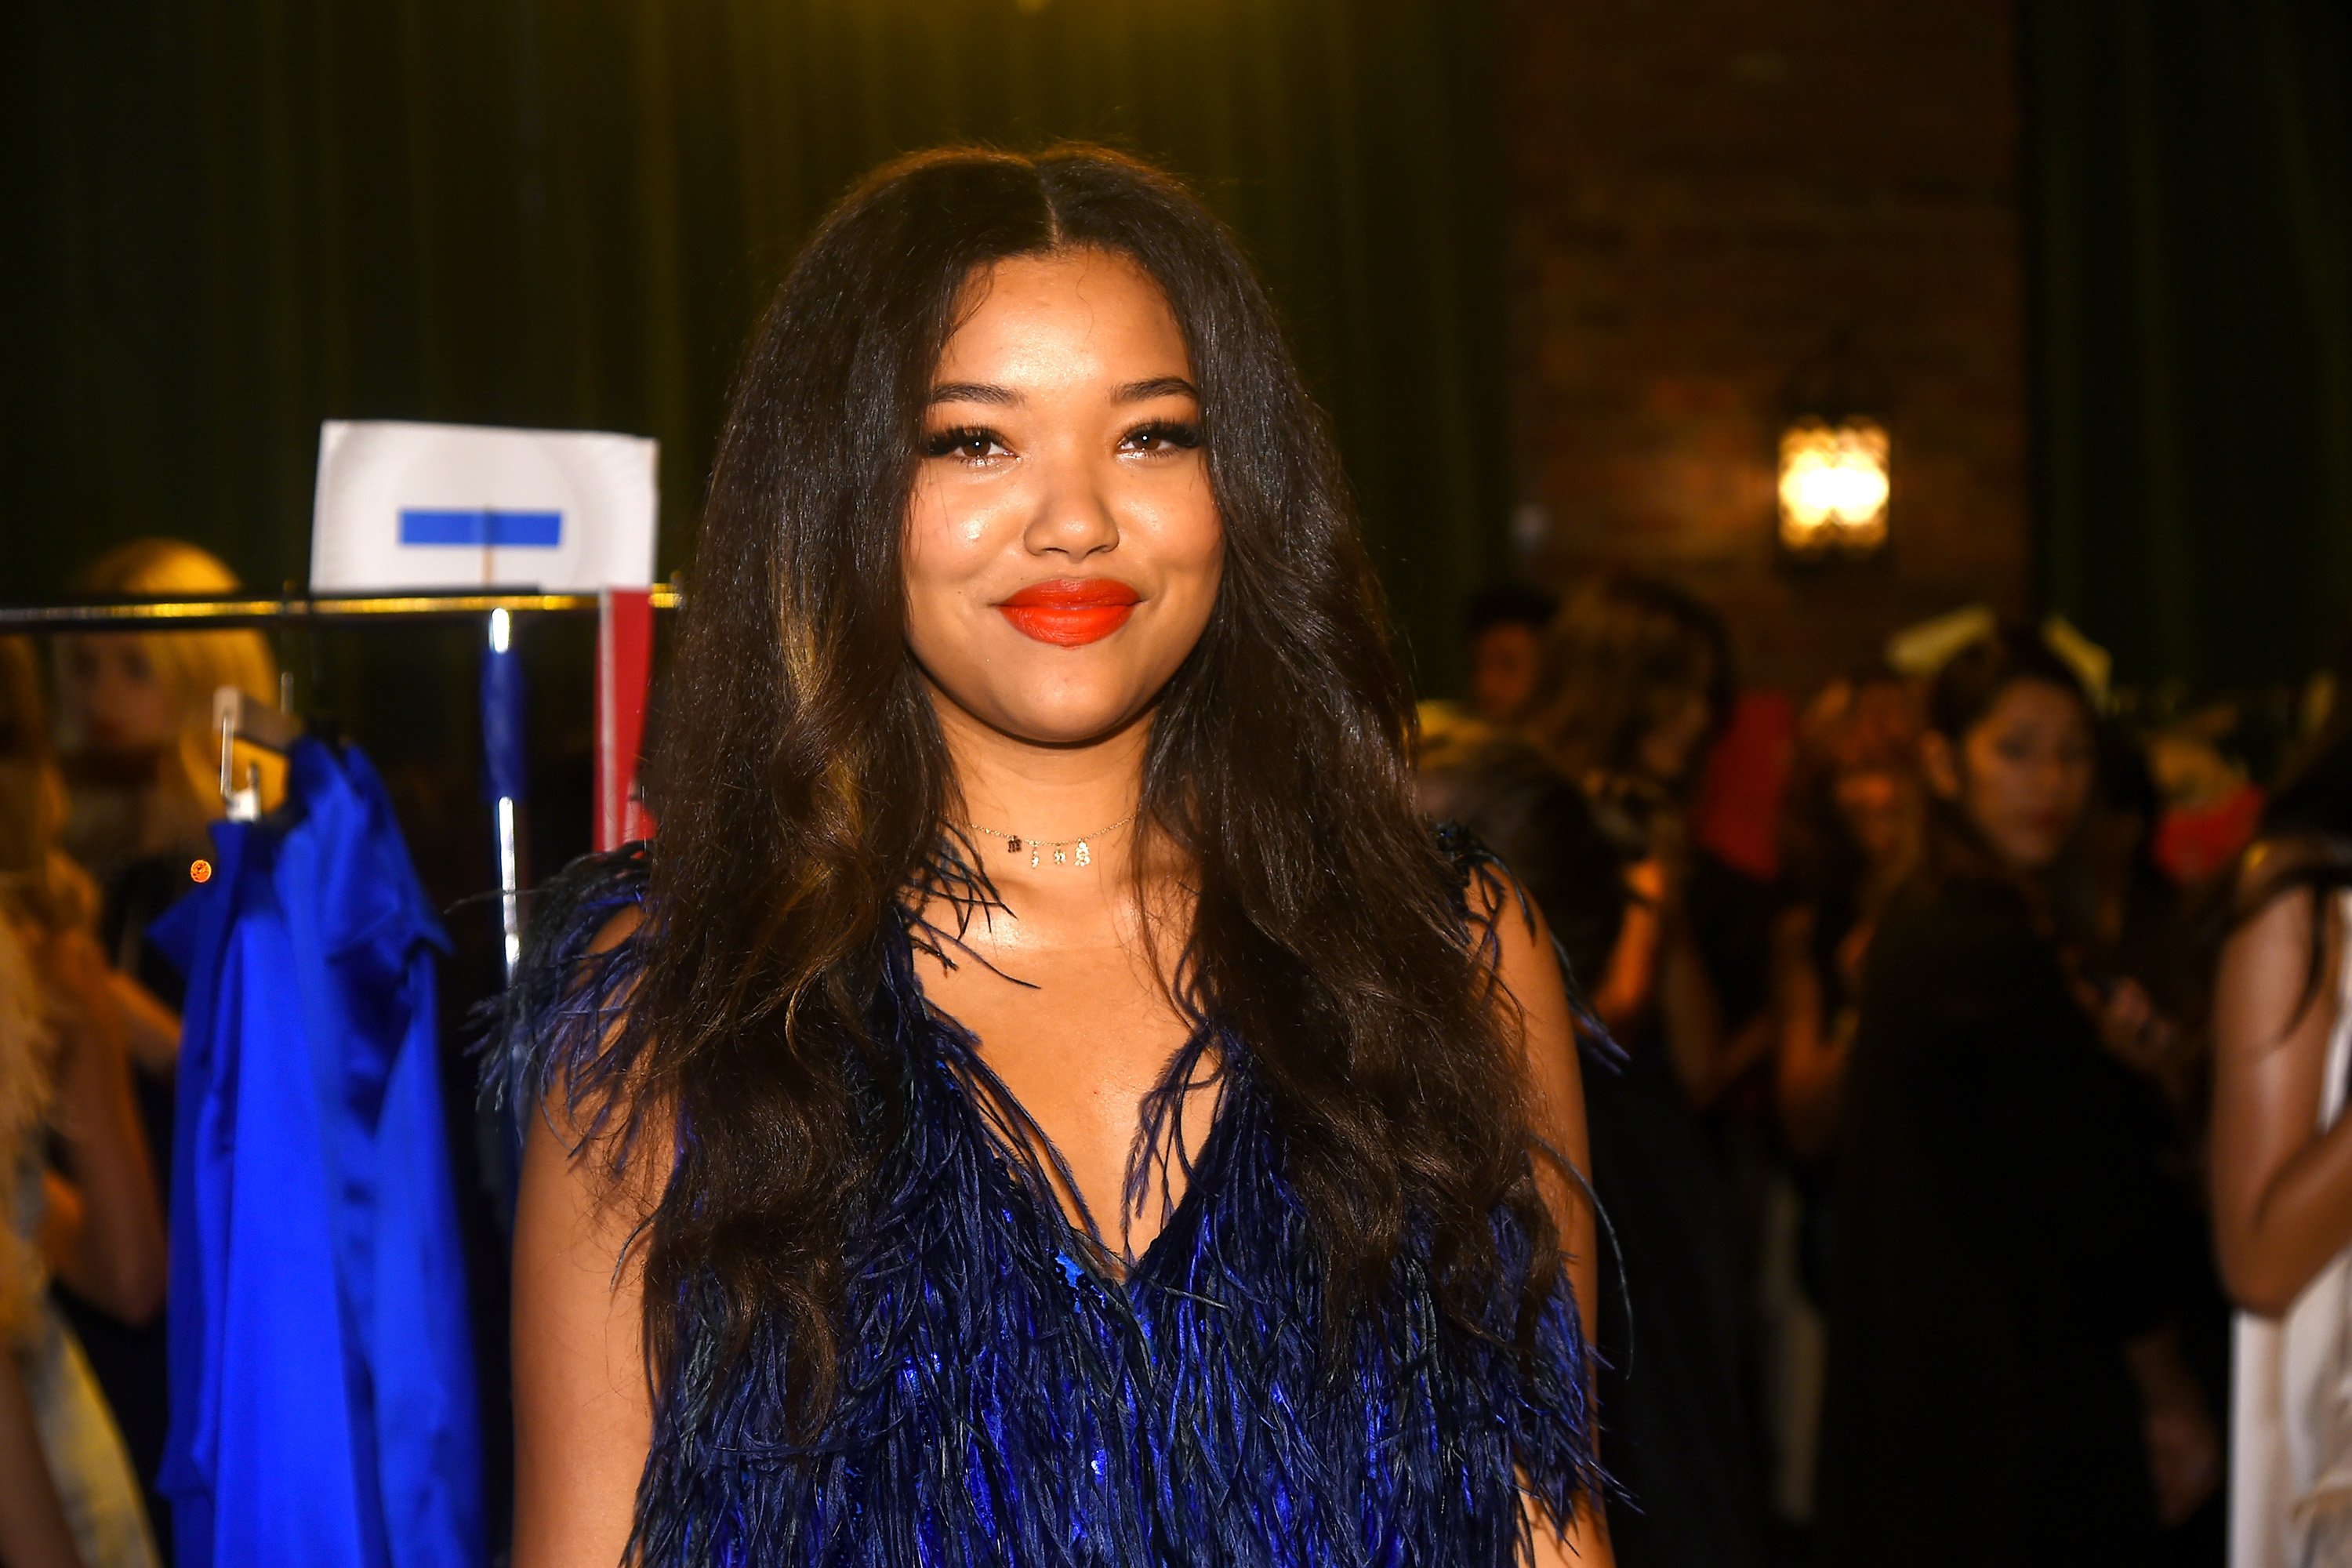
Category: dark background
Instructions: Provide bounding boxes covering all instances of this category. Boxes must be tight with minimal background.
[2025,0,2352,694]
[0,0,1511,695]
[3,0,2347,698]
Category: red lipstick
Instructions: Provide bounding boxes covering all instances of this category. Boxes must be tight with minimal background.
[995,578,1142,647]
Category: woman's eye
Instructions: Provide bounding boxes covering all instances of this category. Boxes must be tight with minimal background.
[923,426,1010,462]
[1120,419,1205,456]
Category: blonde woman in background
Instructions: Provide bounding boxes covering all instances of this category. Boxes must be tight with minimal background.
[49,539,271,1545]
[0,637,165,1566]
[56,539,281,1000]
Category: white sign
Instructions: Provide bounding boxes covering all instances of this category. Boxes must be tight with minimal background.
[309,419,659,593]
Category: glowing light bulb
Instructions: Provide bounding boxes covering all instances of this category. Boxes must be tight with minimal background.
[1778,418,1890,555]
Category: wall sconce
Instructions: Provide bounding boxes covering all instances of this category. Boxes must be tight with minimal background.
[1777,416,1889,557]
[1777,329,1891,561]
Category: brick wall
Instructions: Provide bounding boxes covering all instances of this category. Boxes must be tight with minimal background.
[1504,0,2031,695]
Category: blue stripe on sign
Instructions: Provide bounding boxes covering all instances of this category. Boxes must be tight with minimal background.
[397,509,563,547]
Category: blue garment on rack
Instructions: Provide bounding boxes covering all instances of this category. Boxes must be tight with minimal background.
[153,739,483,1568]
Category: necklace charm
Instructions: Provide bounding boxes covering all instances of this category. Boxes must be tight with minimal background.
[964,810,1137,870]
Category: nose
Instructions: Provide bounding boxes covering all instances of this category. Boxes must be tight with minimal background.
[1020,448,1120,562]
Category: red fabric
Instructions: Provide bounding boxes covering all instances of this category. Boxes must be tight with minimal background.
[1693,691,1795,882]
[2154,781,2265,887]
[595,587,655,850]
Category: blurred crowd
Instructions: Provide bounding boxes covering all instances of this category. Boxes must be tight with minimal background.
[1425,575,2352,1568]
[3,540,2350,1568]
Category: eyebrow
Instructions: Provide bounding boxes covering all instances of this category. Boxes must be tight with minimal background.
[927,381,1017,406]
[1114,376,1200,403]
[923,376,1201,407]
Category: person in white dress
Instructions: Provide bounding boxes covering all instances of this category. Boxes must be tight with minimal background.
[2215,691,2352,1568]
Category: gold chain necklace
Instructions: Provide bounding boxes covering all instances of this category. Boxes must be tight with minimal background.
[964,811,1137,869]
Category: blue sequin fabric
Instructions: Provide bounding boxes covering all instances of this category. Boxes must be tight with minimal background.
[491,845,1598,1566]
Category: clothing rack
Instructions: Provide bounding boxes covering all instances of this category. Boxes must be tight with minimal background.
[7,583,681,977]
[214,686,301,821]
[0,585,682,633]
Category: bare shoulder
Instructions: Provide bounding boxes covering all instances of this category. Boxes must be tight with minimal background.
[506,868,666,1564]
[521,889,664,1207]
[513,906,666,1227]
[2217,835,2344,1058]
[2233,833,2350,921]
[1464,862,1571,1035]
[1464,863,1587,1167]
[587,901,649,956]
[2220,837,2343,1007]
[1462,860,1602,1382]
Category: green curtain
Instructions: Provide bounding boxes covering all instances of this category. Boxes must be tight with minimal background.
[2024,0,2352,692]
[2,0,1510,695]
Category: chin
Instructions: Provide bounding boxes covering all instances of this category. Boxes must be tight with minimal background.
[978,682,1151,746]
[1002,706,1142,746]
[2002,837,2064,874]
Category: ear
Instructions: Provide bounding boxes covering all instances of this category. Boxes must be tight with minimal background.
[1920,731,1962,801]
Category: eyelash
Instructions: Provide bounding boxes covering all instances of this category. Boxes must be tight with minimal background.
[919,419,1207,462]
[1123,419,1205,454]
[923,425,1006,460]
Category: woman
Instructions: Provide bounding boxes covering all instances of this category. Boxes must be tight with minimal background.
[50,540,249,1541]
[1522,572,1754,1105]
[499,147,1607,1566]
[1418,721,1768,1568]
[2211,662,2352,1566]
[1772,668,1923,1165]
[1414,720,1626,996]
[0,637,165,1566]
[1512,574,1768,1568]
[1815,630,2216,1567]
[1755,669,1923,1532]
[57,537,278,1025]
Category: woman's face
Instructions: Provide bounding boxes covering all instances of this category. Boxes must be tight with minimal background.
[1832,766,1917,873]
[1947,679,2094,873]
[902,248,1223,747]
[1469,622,1541,725]
[60,636,179,753]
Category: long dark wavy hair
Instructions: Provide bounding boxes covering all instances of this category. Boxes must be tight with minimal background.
[601,145,1555,1432]
[1917,626,2096,890]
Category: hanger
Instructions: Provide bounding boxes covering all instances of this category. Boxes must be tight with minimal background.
[215,684,301,822]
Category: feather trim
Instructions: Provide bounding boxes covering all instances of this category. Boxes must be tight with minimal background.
[478,842,652,1155]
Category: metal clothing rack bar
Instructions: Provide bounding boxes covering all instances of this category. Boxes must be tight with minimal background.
[0,584,681,633]
[2,582,682,978]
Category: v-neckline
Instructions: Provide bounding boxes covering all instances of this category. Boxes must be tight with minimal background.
[888,913,1232,1287]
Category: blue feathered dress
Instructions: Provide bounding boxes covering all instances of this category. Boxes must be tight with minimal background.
[489,845,1599,1566]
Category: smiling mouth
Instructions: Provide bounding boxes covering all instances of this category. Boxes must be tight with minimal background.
[994,579,1143,647]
